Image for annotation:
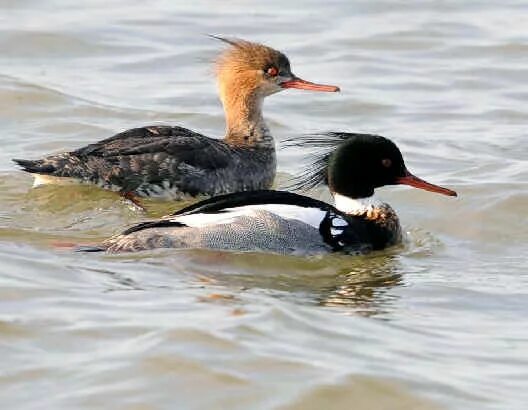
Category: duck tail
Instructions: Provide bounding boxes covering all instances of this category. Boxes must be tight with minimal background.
[12,158,56,174]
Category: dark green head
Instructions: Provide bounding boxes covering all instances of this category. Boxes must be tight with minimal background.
[284,133,457,199]
[328,134,457,198]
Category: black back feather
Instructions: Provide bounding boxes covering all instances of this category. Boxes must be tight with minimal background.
[171,189,334,216]
[121,220,187,236]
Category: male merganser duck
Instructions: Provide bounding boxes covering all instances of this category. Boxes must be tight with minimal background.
[13,37,339,206]
[91,133,457,254]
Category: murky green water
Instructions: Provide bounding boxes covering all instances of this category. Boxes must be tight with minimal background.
[0,1,527,409]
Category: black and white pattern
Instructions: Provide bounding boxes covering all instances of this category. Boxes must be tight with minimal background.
[102,190,398,254]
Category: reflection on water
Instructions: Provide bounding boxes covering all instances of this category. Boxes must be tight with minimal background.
[1,1,527,409]
[167,249,405,317]
[320,258,404,316]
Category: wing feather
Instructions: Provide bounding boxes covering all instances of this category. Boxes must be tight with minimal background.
[74,126,231,169]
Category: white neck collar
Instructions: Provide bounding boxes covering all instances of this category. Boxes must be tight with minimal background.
[333,193,383,215]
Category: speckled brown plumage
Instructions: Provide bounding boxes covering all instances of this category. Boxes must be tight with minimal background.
[12,39,288,198]
[14,126,275,198]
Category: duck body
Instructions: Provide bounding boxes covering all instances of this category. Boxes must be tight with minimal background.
[101,190,401,254]
[13,38,338,202]
[14,126,276,199]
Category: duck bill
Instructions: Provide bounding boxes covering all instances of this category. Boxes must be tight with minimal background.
[396,171,457,197]
[280,76,340,92]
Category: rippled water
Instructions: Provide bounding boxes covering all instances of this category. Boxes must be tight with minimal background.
[1,1,527,409]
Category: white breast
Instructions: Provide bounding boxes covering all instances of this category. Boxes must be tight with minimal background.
[172,204,328,229]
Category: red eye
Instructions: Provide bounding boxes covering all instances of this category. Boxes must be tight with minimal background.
[267,66,278,77]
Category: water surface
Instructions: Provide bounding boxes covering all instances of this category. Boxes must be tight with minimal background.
[0,1,527,409]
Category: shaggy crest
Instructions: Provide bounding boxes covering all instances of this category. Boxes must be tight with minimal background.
[210,35,291,75]
[281,133,386,192]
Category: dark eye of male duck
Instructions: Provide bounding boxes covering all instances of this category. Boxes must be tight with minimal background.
[12,37,339,208]
[90,133,457,255]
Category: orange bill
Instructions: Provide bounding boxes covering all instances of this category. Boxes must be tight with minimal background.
[396,171,457,197]
[280,76,340,92]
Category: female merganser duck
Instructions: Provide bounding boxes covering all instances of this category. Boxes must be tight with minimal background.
[92,133,457,254]
[13,37,339,206]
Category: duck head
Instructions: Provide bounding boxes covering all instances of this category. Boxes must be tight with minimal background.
[327,134,457,200]
[213,36,340,99]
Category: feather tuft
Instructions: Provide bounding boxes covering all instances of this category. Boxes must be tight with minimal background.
[207,35,245,49]
[280,133,382,192]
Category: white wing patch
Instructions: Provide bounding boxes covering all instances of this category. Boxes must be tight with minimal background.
[171,204,327,229]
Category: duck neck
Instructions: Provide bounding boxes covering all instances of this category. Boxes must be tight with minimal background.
[333,192,402,247]
[333,193,385,216]
[333,192,401,241]
[220,84,273,148]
